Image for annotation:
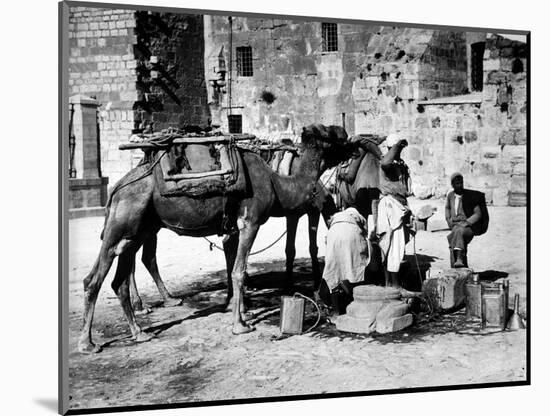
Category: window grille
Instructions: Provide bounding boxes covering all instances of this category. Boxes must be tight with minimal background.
[236,46,253,77]
[227,114,242,134]
[322,23,338,52]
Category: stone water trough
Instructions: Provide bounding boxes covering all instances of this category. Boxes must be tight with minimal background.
[335,285,413,334]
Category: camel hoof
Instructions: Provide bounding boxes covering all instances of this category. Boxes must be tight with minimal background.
[134,332,154,343]
[135,306,152,316]
[232,323,255,335]
[163,297,182,307]
[243,311,255,321]
[77,341,102,354]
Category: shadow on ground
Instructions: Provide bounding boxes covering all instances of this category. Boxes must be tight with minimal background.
[100,256,508,351]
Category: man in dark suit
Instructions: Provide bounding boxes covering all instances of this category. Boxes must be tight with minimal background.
[445,172,489,268]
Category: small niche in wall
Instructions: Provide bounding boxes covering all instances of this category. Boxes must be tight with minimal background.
[512,58,524,74]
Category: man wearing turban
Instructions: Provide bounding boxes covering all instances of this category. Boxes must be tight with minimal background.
[376,133,413,289]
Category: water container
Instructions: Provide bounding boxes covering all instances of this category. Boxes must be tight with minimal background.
[280,296,305,335]
[481,280,509,330]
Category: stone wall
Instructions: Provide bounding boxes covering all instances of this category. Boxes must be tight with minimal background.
[68,8,211,186]
[68,6,138,184]
[205,18,466,141]
[134,12,210,131]
[400,34,527,205]
[205,19,527,205]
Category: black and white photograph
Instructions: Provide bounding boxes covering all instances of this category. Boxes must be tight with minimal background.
[57,0,531,414]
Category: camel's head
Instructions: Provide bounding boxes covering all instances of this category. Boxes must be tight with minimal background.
[301,123,355,169]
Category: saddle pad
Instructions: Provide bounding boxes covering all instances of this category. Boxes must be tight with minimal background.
[155,144,247,198]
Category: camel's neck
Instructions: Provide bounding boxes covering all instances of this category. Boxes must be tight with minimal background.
[270,145,324,211]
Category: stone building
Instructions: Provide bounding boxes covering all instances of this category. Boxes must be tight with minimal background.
[204,17,527,206]
[68,7,209,184]
[67,7,527,206]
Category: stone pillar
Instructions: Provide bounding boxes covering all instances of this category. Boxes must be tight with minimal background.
[68,94,109,217]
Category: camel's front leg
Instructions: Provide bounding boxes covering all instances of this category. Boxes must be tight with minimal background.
[231,220,259,334]
[285,214,299,280]
[223,232,245,314]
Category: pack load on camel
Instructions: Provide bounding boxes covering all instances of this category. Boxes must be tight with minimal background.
[78,123,356,354]
[119,127,255,198]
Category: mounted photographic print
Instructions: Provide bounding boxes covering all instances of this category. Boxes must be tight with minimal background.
[59,1,530,414]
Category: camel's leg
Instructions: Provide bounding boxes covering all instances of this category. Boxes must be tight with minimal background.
[128,260,152,315]
[285,214,299,280]
[141,234,181,307]
[111,249,154,343]
[223,232,239,310]
[77,245,116,354]
[231,221,259,334]
[307,210,322,289]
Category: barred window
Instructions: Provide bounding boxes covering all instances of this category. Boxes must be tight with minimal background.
[227,114,242,134]
[322,23,338,52]
[471,42,485,92]
[236,46,253,77]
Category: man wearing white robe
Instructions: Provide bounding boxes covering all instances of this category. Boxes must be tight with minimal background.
[376,133,413,289]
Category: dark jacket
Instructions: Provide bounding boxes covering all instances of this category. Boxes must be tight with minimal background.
[445,189,489,236]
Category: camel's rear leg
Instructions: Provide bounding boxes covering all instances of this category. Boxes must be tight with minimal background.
[111,250,154,344]
[128,261,152,315]
[78,245,116,353]
[141,234,181,307]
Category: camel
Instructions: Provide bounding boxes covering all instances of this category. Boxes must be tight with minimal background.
[78,124,355,353]
[127,146,339,315]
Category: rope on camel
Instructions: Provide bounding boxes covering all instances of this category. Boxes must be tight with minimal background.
[203,229,288,256]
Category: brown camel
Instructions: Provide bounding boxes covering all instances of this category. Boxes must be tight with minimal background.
[127,146,338,315]
[78,124,354,353]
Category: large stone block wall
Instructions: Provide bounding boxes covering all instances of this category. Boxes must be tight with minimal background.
[205,19,527,205]
[205,18,465,141]
[68,6,139,184]
[68,8,211,186]
[399,34,527,205]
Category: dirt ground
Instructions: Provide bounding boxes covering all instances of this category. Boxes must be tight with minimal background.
[67,197,527,411]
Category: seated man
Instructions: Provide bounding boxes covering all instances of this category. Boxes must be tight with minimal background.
[445,172,489,268]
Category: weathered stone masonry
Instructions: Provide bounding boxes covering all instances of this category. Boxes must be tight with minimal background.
[204,19,527,205]
[68,7,138,184]
[68,8,527,205]
[68,7,210,185]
